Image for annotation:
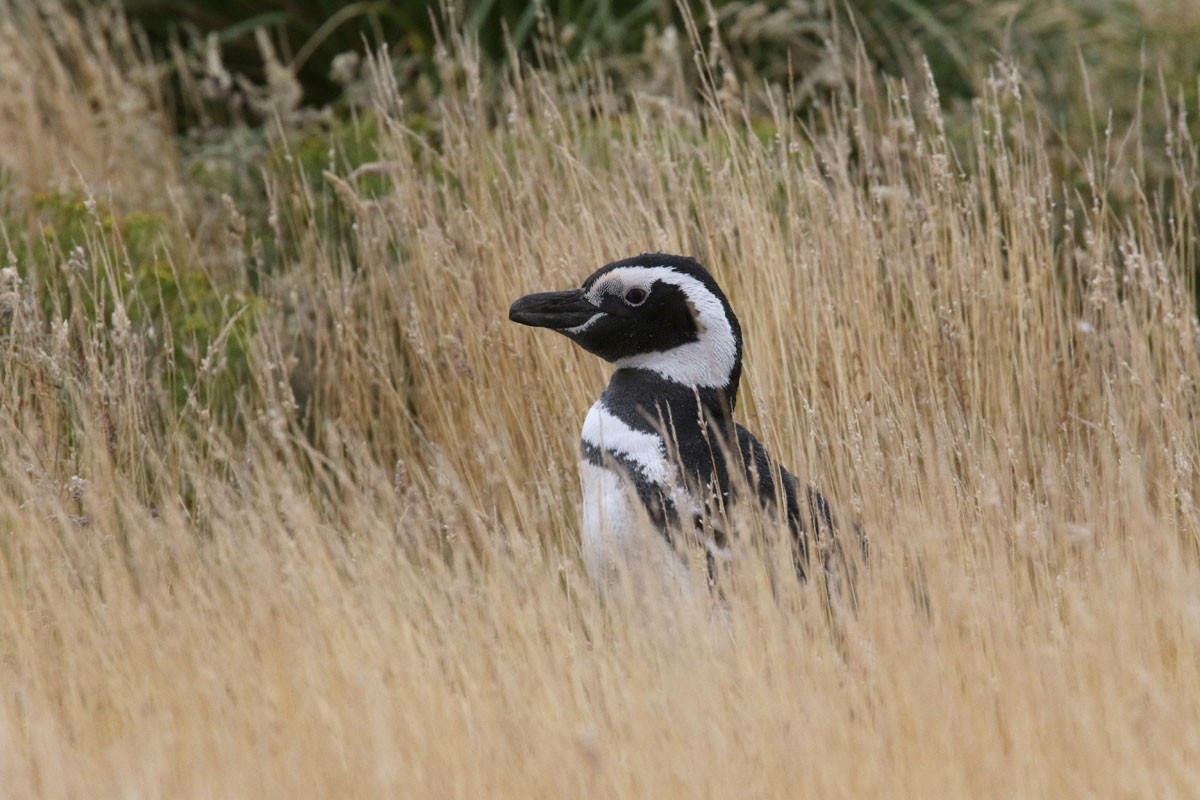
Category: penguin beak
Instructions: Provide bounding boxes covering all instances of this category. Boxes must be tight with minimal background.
[509,289,598,330]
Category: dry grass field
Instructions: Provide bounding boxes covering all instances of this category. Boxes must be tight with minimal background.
[1,2,1199,797]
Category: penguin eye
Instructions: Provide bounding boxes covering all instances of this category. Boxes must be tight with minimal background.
[623,287,648,306]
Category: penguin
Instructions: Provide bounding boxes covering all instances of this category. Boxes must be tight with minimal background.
[510,253,850,592]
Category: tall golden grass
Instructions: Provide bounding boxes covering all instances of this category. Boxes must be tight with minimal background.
[1,3,1199,796]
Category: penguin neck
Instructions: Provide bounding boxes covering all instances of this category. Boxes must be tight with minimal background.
[604,367,737,431]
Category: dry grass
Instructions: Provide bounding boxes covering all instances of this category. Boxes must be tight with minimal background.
[2,4,1200,797]
[0,2,178,210]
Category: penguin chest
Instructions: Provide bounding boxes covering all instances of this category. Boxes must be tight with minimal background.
[577,401,685,586]
[578,459,645,582]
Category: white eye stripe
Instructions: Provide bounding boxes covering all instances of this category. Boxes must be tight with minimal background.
[586,273,658,304]
[586,276,625,303]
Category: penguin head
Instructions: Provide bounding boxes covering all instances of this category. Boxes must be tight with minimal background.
[510,253,743,394]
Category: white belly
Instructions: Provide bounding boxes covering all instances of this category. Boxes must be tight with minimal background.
[579,459,643,582]
[578,460,695,593]
[577,401,693,592]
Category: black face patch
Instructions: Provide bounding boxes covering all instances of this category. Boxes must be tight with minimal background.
[564,280,701,362]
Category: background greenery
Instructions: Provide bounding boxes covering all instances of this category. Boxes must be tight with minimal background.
[119,0,1200,127]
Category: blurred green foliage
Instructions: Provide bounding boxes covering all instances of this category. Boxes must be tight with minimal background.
[122,0,1200,164]
[18,191,259,424]
[123,0,671,118]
